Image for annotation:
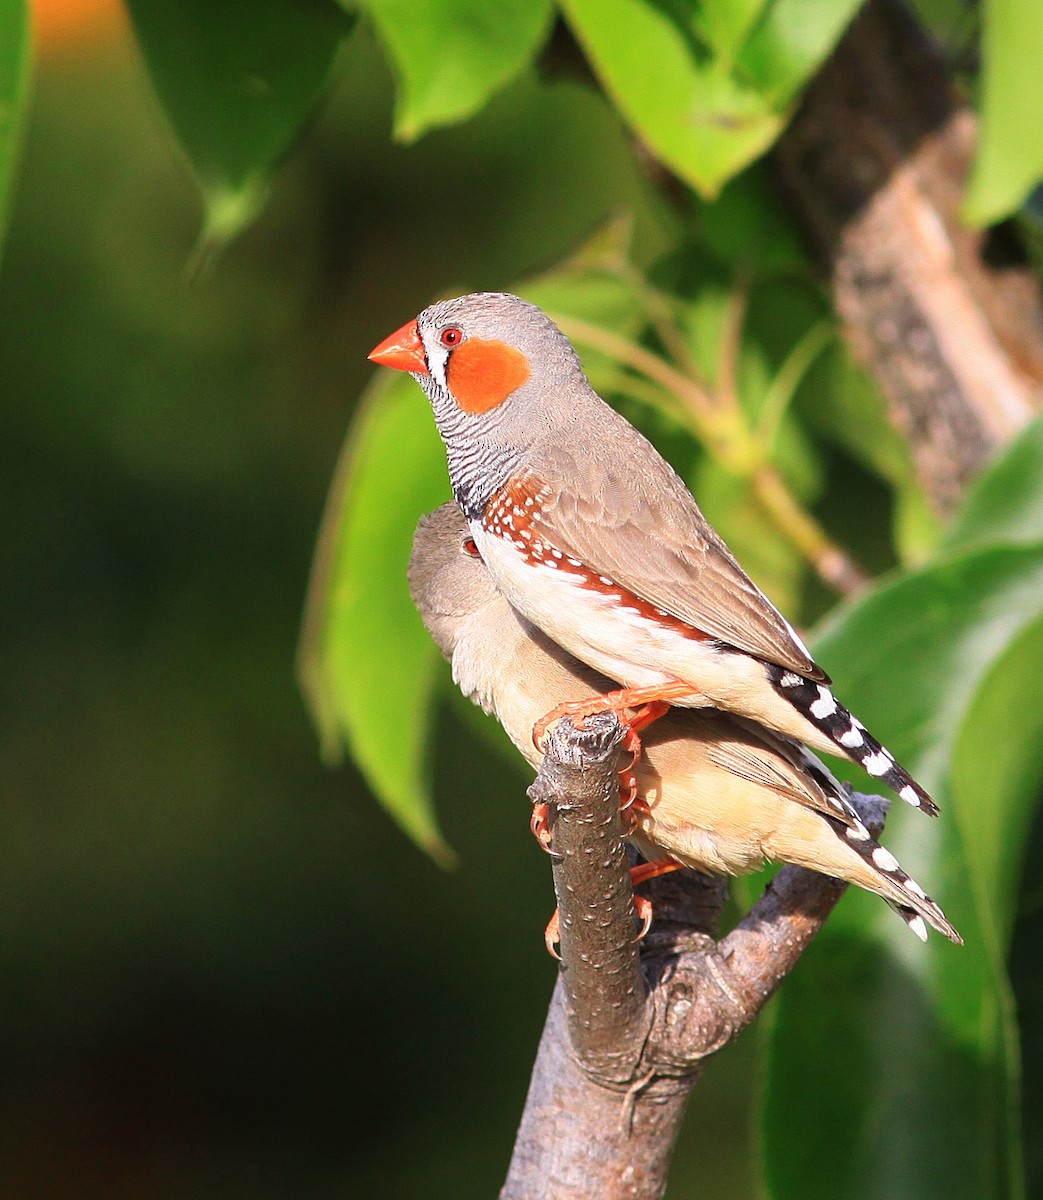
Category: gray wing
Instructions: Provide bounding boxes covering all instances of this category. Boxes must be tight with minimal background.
[525,438,827,680]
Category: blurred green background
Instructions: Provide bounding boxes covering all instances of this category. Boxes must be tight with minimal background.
[0,8,761,1195]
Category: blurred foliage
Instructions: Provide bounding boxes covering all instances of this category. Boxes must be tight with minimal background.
[123,0,352,256]
[964,0,1043,224]
[0,0,31,251]
[4,0,1043,1198]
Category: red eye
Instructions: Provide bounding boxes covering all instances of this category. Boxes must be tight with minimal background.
[462,537,481,558]
[440,327,463,347]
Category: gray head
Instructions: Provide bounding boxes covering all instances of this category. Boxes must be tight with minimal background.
[370,293,597,518]
[407,502,500,659]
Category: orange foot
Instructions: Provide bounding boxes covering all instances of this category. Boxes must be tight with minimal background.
[532,681,696,752]
[543,857,685,956]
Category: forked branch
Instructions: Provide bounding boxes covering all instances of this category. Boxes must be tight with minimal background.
[501,715,890,1200]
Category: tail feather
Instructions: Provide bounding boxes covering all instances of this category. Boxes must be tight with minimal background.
[832,810,962,943]
[765,664,939,817]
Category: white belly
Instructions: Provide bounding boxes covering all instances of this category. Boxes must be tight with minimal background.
[471,524,776,714]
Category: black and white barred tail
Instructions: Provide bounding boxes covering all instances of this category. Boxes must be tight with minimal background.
[765,663,939,818]
[826,806,962,944]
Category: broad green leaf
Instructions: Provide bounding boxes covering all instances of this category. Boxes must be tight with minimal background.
[764,542,1043,1200]
[298,372,453,860]
[560,0,784,197]
[694,0,770,63]
[358,0,553,140]
[944,416,1043,553]
[561,0,863,196]
[965,0,1043,225]
[762,421,1043,1199]
[951,615,1043,944]
[737,0,863,103]
[0,0,31,257]
[126,0,351,249]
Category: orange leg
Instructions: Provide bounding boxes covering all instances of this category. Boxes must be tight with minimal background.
[543,857,685,955]
[532,681,696,751]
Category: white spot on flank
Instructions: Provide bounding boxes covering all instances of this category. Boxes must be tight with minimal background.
[873,847,900,872]
[908,915,928,942]
[846,822,870,842]
[810,687,837,719]
[599,576,613,585]
[780,672,803,688]
[906,878,927,899]
[840,725,864,748]
[567,558,582,567]
[551,549,562,559]
[863,751,892,777]
[900,785,921,806]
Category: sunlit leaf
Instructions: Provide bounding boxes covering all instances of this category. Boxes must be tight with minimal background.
[560,0,784,197]
[298,372,453,861]
[737,0,863,103]
[762,421,1043,1199]
[561,0,863,196]
[694,0,770,63]
[126,0,351,250]
[964,0,1043,225]
[358,0,553,140]
[0,0,31,257]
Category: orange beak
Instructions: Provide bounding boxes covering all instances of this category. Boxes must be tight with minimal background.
[368,319,429,375]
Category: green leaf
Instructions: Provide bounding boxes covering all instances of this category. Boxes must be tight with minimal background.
[560,0,862,196]
[358,0,553,140]
[964,0,1043,225]
[762,419,1043,1198]
[126,0,351,250]
[737,0,863,103]
[694,0,770,64]
[0,0,31,258]
[943,416,1043,553]
[298,372,453,861]
[951,614,1043,945]
[560,0,785,197]
[763,542,1042,1200]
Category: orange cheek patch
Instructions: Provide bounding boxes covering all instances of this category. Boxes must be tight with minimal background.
[446,338,531,413]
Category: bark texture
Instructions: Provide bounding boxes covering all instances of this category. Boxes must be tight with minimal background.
[501,715,889,1200]
[775,0,1043,513]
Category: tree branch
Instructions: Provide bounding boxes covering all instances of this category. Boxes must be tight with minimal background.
[775,0,1043,513]
[502,718,890,1200]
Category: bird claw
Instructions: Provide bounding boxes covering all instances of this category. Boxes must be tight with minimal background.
[544,909,562,959]
[531,684,693,751]
[542,859,685,956]
[530,801,554,853]
[633,895,654,942]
